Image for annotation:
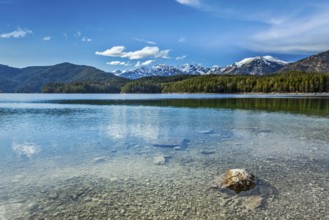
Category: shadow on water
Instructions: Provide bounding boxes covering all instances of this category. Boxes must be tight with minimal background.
[48,97,329,117]
[208,178,279,210]
[152,139,190,150]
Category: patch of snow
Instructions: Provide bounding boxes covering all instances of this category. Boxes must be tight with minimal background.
[235,57,258,67]
[263,55,288,64]
[113,55,288,79]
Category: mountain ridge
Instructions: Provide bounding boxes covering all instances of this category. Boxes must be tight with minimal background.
[0,62,121,92]
[115,55,288,79]
[278,50,329,73]
[1,50,329,93]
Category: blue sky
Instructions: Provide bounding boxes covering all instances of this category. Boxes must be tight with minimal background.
[1,0,329,72]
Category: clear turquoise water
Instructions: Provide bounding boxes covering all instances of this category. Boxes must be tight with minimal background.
[0,94,329,219]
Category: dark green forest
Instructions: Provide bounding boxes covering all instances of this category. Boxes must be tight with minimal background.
[161,72,329,93]
[42,72,329,94]
[42,78,127,93]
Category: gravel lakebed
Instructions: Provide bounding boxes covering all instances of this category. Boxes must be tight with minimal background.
[1,140,329,220]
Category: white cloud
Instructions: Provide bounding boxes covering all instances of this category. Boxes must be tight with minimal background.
[176,1,329,54]
[155,49,171,59]
[75,31,81,38]
[0,27,32,39]
[63,33,68,39]
[107,61,130,66]
[96,46,126,56]
[96,46,171,60]
[249,5,329,54]
[133,37,156,45]
[82,36,92,42]
[178,37,186,43]
[43,36,51,41]
[176,0,200,7]
[135,60,154,67]
[176,55,187,60]
[123,46,160,60]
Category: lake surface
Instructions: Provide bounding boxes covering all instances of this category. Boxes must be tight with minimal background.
[0,94,329,219]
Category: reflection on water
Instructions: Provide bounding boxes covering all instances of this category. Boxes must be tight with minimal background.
[11,142,41,158]
[48,95,329,117]
[0,94,329,219]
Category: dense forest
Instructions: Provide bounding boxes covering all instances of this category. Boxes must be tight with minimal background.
[42,78,128,93]
[161,72,329,93]
[42,72,329,94]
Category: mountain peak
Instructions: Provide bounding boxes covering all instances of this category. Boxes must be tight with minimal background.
[114,55,289,79]
[116,63,211,79]
[234,56,287,68]
[220,56,288,75]
[235,57,258,68]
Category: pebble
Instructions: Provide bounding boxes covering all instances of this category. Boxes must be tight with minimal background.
[153,156,166,165]
[245,196,263,210]
[48,192,58,199]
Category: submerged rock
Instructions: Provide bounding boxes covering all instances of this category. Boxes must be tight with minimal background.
[244,196,263,209]
[92,157,106,164]
[152,139,190,150]
[196,129,214,134]
[153,156,166,165]
[152,144,179,149]
[201,149,216,155]
[210,169,256,194]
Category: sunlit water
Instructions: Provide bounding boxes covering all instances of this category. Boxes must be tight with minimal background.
[0,94,329,219]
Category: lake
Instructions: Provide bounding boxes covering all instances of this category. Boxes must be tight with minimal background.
[0,94,329,219]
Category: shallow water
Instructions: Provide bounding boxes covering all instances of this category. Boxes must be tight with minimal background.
[0,94,329,219]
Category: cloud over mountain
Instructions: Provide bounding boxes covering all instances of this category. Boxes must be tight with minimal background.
[250,4,329,54]
[176,0,200,7]
[96,46,171,60]
[133,37,156,45]
[0,27,32,39]
[43,36,51,41]
[107,61,130,66]
[135,60,154,67]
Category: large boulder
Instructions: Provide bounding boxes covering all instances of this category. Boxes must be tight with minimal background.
[210,169,256,194]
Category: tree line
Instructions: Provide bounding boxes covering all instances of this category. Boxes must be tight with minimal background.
[42,72,329,94]
[42,81,122,93]
[161,72,329,93]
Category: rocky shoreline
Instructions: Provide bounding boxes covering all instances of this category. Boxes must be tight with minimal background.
[1,124,329,219]
[1,175,271,219]
[1,150,328,219]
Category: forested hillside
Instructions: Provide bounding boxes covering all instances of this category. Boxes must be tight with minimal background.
[41,72,329,94]
[0,63,124,92]
[160,72,329,93]
[1,63,329,94]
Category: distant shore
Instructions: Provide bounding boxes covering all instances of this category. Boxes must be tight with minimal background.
[1,92,329,97]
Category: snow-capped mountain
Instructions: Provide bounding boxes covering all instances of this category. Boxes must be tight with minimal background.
[116,64,210,79]
[114,56,288,79]
[177,64,211,75]
[220,56,288,75]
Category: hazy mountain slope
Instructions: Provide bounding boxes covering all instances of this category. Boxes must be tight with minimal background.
[279,50,329,73]
[0,65,23,92]
[0,63,120,92]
